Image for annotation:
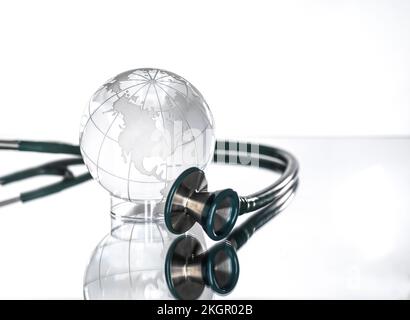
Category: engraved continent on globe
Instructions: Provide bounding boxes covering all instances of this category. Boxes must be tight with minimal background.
[79,68,215,203]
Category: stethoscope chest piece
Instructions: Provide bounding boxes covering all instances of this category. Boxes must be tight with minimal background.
[165,167,208,235]
[164,167,240,240]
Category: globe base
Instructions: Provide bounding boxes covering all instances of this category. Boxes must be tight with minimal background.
[110,196,165,230]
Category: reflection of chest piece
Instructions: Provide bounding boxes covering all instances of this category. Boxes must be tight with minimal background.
[165,235,239,300]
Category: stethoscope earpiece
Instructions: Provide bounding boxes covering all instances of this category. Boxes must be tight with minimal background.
[165,235,240,300]
[164,167,240,241]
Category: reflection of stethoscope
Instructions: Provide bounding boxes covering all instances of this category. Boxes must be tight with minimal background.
[0,139,299,299]
[165,197,295,300]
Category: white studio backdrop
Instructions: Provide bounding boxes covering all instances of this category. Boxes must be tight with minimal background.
[0,0,409,142]
[0,0,410,300]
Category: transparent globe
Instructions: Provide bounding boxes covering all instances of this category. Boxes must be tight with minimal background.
[79,68,215,220]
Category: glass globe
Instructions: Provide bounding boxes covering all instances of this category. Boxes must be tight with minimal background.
[79,68,215,219]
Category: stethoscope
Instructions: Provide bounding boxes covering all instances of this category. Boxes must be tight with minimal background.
[164,141,299,241]
[163,142,299,299]
[0,138,299,299]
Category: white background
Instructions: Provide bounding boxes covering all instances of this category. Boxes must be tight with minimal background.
[0,0,409,299]
[0,0,409,142]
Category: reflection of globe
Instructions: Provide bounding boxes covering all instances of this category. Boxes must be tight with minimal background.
[83,222,174,300]
[83,221,213,300]
[79,68,215,203]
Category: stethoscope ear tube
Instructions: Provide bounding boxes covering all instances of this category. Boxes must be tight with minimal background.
[214,141,299,214]
[0,141,90,207]
[0,140,81,155]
